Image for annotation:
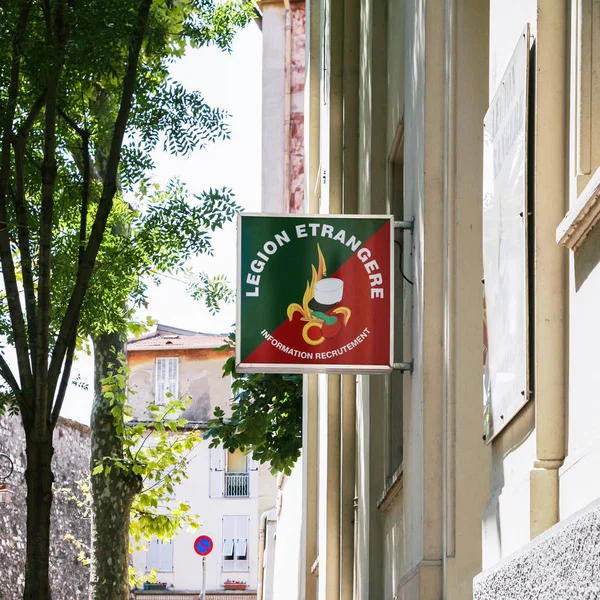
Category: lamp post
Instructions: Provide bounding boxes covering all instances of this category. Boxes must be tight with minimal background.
[0,452,14,504]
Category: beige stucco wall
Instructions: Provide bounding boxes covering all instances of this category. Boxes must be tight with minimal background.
[562,223,600,519]
[559,0,600,526]
[127,349,233,422]
[481,0,600,577]
[356,0,491,598]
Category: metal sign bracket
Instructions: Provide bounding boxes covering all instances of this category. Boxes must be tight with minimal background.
[393,218,414,374]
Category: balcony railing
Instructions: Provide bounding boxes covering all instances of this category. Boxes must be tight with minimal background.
[224,472,249,498]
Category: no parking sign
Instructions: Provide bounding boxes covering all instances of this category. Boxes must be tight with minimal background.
[194,535,213,556]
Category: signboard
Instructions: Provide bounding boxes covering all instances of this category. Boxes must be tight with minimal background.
[237,214,394,373]
[482,26,530,442]
[194,535,214,556]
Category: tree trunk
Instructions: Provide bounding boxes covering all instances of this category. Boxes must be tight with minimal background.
[89,332,140,600]
[23,432,54,600]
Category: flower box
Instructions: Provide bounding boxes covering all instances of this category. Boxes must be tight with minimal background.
[143,582,167,591]
[223,583,247,591]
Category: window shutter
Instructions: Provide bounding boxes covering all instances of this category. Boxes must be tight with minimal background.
[235,516,250,571]
[222,515,236,571]
[159,540,173,572]
[167,357,178,399]
[222,515,249,572]
[236,539,248,560]
[248,455,259,497]
[209,447,224,498]
[156,357,179,404]
[147,538,160,572]
[155,359,166,405]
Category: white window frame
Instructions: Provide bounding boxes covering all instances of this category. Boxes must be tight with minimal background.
[222,515,250,573]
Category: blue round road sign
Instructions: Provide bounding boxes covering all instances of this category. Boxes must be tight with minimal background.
[194,535,214,556]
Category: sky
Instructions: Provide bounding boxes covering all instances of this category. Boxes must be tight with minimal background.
[61,22,263,425]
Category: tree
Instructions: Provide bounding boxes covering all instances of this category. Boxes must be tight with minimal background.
[0,1,253,598]
[205,335,303,476]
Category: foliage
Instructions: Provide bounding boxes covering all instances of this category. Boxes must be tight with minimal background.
[0,0,254,419]
[205,334,303,475]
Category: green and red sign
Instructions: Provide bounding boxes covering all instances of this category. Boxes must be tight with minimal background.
[236,214,393,373]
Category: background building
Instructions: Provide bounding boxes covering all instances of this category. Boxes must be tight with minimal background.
[128,325,277,599]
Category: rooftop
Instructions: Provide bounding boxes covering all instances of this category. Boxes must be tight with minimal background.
[127,324,230,352]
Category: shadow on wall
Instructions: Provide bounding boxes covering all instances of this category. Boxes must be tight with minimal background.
[574,220,600,291]
[183,371,211,422]
[484,400,535,565]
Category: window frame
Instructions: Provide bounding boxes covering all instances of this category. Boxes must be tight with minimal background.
[221,515,250,573]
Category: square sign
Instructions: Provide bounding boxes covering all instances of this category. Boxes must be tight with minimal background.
[236,214,394,374]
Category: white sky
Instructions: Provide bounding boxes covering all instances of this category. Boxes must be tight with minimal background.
[61,22,262,425]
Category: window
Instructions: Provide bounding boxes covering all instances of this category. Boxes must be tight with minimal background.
[211,448,259,498]
[222,515,249,572]
[156,357,178,404]
[224,449,249,498]
[146,538,173,572]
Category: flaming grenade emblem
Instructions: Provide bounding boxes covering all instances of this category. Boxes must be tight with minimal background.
[286,244,351,346]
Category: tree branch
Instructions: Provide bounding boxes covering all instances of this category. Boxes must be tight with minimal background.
[50,329,77,426]
[36,0,68,432]
[48,0,154,398]
[0,353,20,396]
[0,1,34,404]
[0,353,27,420]
[18,93,46,138]
[58,107,90,265]
[11,135,38,369]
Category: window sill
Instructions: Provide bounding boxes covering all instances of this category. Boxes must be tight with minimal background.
[557,166,600,250]
[376,463,404,512]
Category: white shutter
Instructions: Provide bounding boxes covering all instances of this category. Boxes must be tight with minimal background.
[146,538,173,572]
[147,538,160,571]
[236,539,248,560]
[155,359,166,404]
[158,540,173,572]
[156,357,178,403]
[248,455,259,498]
[209,447,224,498]
[222,515,236,571]
[234,516,250,571]
[167,357,178,399]
[222,516,249,572]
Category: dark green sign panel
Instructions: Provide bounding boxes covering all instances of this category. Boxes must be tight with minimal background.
[237,214,393,373]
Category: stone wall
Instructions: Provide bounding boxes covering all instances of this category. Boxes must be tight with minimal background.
[0,413,91,599]
[474,498,600,599]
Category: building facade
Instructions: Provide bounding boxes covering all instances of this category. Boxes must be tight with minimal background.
[257,0,600,599]
[127,325,276,598]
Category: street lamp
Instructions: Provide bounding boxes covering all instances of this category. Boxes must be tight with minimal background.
[0,452,14,504]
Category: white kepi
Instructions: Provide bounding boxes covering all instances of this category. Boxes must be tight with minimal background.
[310,278,344,311]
